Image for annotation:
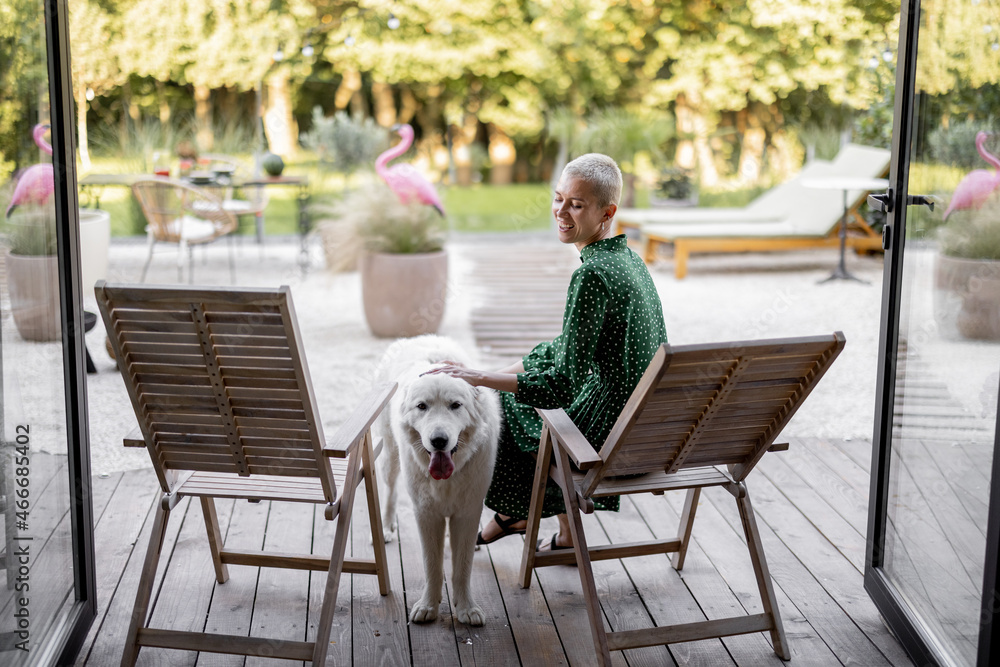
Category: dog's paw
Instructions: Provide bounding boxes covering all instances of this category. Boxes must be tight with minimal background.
[408,601,439,623]
[455,605,485,627]
[378,518,397,544]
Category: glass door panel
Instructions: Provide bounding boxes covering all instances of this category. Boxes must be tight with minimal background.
[872,1,1000,664]
[0,1,93,663]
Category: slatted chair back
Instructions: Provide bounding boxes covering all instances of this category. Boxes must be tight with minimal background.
[96,282,336,501]
[586,333,845,492]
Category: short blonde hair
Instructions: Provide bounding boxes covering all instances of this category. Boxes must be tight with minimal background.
[561,153,623,208]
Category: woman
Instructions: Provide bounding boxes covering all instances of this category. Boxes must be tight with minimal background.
[427,153,667,551]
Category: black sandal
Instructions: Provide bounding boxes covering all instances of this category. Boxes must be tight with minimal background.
[476,513,527,545]
[537,533,573,552]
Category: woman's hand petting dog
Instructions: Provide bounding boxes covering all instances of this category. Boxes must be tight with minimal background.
[423,362,519,394]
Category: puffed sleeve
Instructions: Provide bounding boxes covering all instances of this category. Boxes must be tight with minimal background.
[516,268,609,409]
[522,340,556,372]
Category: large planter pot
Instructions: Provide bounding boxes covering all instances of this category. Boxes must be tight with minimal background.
[934,253,1000,340]
[6,251,61,341]
[360,250,448,338]
[78,208,111,298]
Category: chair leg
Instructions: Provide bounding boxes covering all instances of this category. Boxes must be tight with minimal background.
[361,432,390,596]
[139,235,155,283]
[550,438,613,667]
[519,425,553,589]
[200,498,229,584]
[672,487,701,570]
[312,441,365,665]
[227,235,236,284]
[121,498,172,667]
[736,484,791,661]
[674,241,690,280]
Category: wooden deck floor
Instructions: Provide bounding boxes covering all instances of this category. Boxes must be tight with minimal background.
[72,435,911,666]
[72,240,914,666]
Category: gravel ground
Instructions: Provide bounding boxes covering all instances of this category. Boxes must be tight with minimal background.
[8,232,886,475]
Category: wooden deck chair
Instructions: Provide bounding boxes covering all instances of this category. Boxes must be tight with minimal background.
[95,282,395,666]
[519,332,846,665]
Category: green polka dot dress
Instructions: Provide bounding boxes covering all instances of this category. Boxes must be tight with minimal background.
[485,234,668,519]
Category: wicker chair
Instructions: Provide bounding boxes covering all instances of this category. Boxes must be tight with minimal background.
[131,178,238,283]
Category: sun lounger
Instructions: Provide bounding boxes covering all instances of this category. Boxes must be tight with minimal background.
[616,144,891,279]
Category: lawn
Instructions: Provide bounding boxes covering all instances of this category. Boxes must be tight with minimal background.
[77,154,770,239]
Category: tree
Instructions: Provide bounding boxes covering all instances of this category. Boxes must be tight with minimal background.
[644,0,886,184]
[69,0,126,170]
[120,0,310,153]
[0,0,50,182]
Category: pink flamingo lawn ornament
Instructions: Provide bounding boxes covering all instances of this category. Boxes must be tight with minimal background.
[375,124,446,217]
[943,131,1000,220]
[5,124,54,218]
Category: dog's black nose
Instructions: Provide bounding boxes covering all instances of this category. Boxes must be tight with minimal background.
[430,436,449,451]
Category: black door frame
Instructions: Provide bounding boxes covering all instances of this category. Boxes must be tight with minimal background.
[865,1,1000,665]
[37,0,97,663]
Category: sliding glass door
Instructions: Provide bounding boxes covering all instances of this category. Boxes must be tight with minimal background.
[0,1,95,664]
[867,1,1000,665]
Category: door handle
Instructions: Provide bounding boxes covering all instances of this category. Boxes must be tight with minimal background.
[906,194,934,211]
[867,190,936,214]
[868,190,893,213]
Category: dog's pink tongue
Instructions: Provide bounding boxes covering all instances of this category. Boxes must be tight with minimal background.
[429,450,454,481]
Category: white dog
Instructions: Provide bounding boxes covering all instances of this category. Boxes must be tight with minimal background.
[373,335,501,626]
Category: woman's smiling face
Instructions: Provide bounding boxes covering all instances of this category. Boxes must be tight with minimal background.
[552,176,616,250]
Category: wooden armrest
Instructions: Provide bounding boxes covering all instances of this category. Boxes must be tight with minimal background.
[768,442,789,452]
[124,426,145,448]
[324,382,397,458]
[537,408,602,470]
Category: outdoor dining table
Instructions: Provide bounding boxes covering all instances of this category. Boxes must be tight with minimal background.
[78,172,313,269]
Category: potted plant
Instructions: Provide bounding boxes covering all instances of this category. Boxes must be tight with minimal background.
[935,194,1000,339]
[3,204,61,341]
[650,166,698,208]
[330,181,448,337]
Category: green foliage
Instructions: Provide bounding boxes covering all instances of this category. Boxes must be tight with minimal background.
[654,167,695,201]
[300,109,386,175]
[4,205,57,256]
[0,0,49,183]
[345,181,445,254]
[575,108,674,169]
[939,195,1000,260]
[928,119,1000,169]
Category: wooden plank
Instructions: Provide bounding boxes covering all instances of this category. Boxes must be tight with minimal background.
[198,499,269,667]
[756,454,866,573]
[345,480,409,666]
[573,511,676,667]
[597,498,734,666]
[142,495,236,664]
[451,513,522,667]
[702,481,905,666]
[72,470,154,665]
[244,500,315,667]
[629,493,817,666]
[634,489,854,666]
[0,458,78,641]
[77,489,188,665]
[392,497,461,666]
[478,507,567,666]
[307,494,353,666]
